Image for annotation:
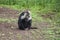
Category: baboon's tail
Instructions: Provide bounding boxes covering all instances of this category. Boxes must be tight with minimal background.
[30,27,38,29]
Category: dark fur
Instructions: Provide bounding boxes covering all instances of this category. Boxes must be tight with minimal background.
[18,11,32,30]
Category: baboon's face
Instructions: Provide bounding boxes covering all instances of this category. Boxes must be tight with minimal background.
[25,12,32,21]
[24,11,30,18]
[20,10,31,21]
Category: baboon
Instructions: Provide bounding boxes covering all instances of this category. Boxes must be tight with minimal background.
[18,10,32,30]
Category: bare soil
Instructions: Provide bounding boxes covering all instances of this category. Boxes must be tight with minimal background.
[0,7,53,40]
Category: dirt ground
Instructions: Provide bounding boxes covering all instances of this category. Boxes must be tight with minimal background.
[0,7,53,40]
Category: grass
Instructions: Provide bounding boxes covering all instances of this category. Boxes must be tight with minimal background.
[0,4,60,40]
[0,18,17,23]
[0,0,60,40]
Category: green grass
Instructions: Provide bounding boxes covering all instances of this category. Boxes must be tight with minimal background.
[0,0,60,40]
[0,18,17,23]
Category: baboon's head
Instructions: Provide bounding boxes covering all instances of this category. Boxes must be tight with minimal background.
[21,10,31,19]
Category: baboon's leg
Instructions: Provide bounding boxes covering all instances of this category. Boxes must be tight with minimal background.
[27,20,32,30]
